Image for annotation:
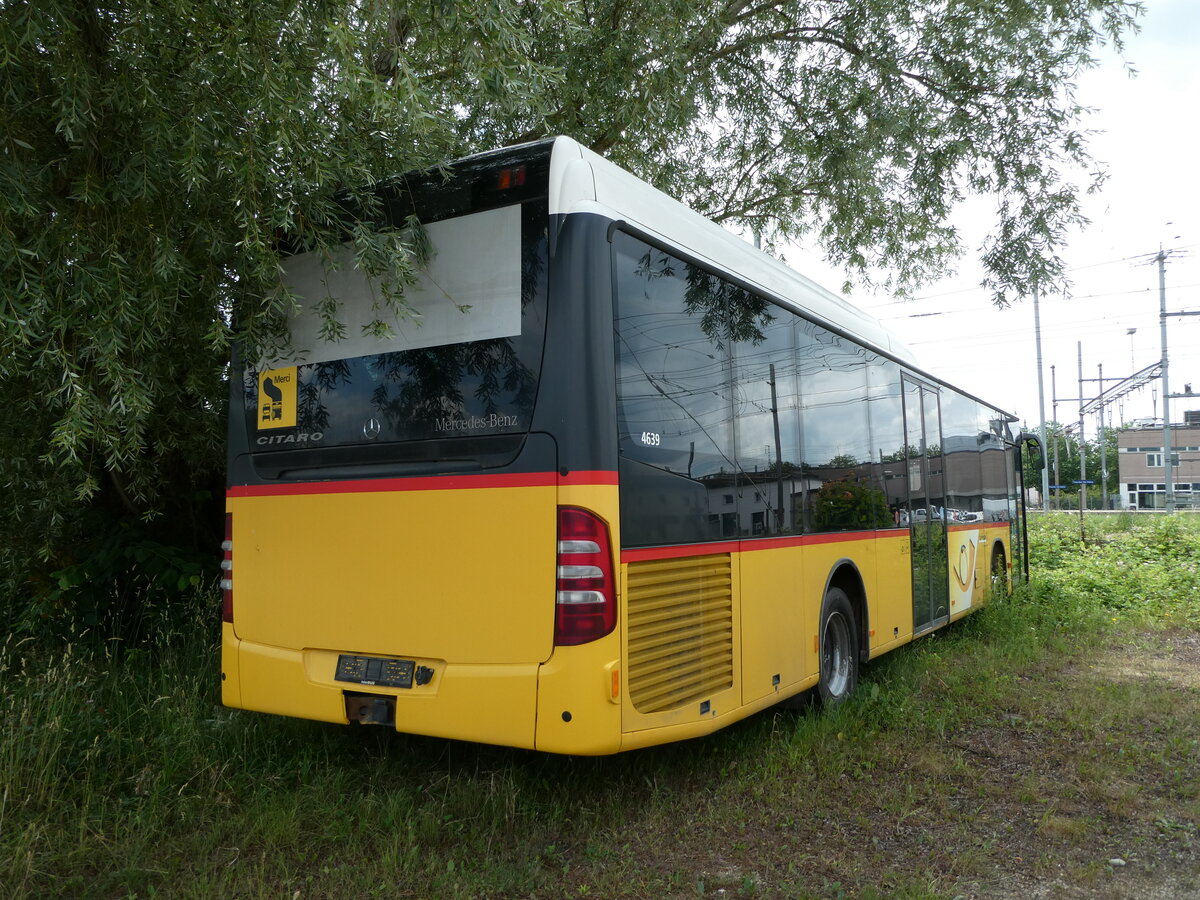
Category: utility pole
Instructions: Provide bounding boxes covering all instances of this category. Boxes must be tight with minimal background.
[1158,248,1174,512]
[1051,364,1061,508]
[1160,268,1200,511]
[1080,359,1163,511]
[1078,342,1087,519]
[1098,363,1108,510]
[1034,284,1051,510]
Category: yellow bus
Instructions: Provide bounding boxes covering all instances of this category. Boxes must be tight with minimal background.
[221,137,1038,754]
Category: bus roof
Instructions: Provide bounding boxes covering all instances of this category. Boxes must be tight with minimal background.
[545,136,919,369]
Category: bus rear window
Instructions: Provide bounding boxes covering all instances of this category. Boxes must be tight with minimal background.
[243,202,548,450]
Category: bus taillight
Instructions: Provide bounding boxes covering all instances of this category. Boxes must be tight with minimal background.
[554,507,615,646]
[497,166,526,190]
[220,513,233,623]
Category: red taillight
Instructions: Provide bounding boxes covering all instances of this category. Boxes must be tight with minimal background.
[221,513,233,623]
[497,166,526,190]
[554,507,616,646]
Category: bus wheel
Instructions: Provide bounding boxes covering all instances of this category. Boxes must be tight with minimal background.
[818,587,858,707]
[990,546,1008,599]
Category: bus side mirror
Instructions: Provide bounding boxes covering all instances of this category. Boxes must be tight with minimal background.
[1015,432,1045,471]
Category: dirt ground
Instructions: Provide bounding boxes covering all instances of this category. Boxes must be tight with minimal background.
[638,630,1200,900]
[951,632,1200,899]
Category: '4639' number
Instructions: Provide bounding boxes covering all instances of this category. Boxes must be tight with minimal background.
[640,431,661,446]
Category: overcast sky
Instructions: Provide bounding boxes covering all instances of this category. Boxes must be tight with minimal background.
[797,0,1200,435]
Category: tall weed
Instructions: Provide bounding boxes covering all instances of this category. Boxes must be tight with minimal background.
[1030,513,1200,627]
[3,512,1198,897]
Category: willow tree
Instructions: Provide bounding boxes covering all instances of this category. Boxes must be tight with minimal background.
[468,0,1140,302]
[0,0,1140,622]
[0,1,562,617]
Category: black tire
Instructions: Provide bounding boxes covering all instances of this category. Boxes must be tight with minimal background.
[817,586,858,707]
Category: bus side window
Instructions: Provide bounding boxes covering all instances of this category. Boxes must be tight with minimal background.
[613,232,735,546]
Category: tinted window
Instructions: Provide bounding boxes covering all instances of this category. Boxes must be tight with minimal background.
[614,232,774,546]
[978,406,1011,522]
[941,391,984,521]
[799,322,890,532]
[614,230,904,544]
[733,316,802,535]
[614,234,734,545]
[866,354,906,527]
[244,202,548,449]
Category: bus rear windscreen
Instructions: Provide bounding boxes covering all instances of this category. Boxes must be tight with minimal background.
[244,201,548,451]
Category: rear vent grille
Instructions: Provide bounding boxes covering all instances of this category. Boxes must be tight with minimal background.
[627,554,733,713]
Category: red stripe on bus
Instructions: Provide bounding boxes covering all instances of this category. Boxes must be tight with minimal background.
[620,529,908,563]
[228,469,618,499]
[622,540,742,561]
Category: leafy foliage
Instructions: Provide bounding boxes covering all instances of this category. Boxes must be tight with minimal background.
[812,477,892,530]
[0,0,562,615]
[1024,421,1121,506]
[1029,513,1200,627]
[26,521,213,643]
[1,1,1142,626]
[477,0,1141,301]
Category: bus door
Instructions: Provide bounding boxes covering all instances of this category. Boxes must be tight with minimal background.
[1005,440,1025,581]
[1011,432,1045,582]
[902,377,949,633]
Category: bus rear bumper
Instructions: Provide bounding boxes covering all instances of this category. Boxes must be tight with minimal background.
[534,633,623,755]
[221,627,540,749]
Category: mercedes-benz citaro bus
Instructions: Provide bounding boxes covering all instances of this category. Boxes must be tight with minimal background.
[221,136,1039,754]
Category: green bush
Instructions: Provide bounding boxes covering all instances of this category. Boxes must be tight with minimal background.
[1030,513,1200,628]
[6,516,217,647]
[812,477,892,531]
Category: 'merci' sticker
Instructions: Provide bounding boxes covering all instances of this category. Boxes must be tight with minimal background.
[257,367,297,429]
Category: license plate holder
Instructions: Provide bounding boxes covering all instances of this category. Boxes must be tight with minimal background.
[335,654,415,689]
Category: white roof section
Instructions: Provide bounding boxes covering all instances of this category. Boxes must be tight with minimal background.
[546,135,919,367]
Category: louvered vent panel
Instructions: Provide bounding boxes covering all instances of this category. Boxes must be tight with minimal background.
[626,554,733,713]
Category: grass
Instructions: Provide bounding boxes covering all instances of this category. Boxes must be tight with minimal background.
[3,513,1199,898]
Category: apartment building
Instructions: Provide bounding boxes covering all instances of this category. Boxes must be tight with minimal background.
[1117,413,1200,509]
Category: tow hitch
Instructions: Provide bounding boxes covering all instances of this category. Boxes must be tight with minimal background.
[345,693,396,726]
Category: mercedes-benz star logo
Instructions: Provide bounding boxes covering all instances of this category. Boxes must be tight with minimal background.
[362,417,382,440]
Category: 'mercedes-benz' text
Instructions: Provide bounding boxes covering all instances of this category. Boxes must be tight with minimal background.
[435,414,518,432]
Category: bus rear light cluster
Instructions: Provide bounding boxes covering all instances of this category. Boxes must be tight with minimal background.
[554,507,615,646]
[496,166,526,190]
[220,513,233,623]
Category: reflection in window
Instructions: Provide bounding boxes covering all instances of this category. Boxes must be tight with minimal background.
[799,322,891,532]
[613,230,910,544]
[614,237,735,479]
[244,203,548,446]
[614,233,739,546]
[923,386,946,518]
[941,391,984,522]
[866,355,907,527]
[733,316,801,535]
[978,406,1010,522]
[903,378,949,522]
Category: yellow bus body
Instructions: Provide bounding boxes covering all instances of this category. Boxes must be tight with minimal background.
[222,475,1011,754]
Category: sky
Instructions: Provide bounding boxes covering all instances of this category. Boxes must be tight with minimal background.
[792,0,1200,437]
